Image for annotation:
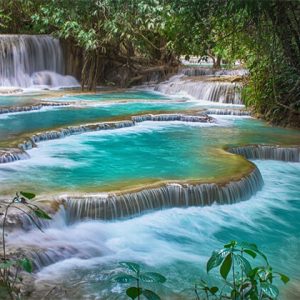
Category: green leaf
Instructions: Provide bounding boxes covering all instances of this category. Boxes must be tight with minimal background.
[209,286,219,295]
[33,208,52,220]
[142,289,161,300]
[220,253,232,280]
[20,191,36,200]
[140,272,166,283]
[207,250,227,273]
[276,272,289,284]
[235,255,252,275]
[113,274,137,283]
[18,258,33,273]
[260,282,279,298]
[244,249,257,259]
[224,240,237,248]
[126,287,142,299]
[120,262,140,274]
[0,260,15,269]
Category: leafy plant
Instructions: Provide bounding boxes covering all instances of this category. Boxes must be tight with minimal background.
[0,192,52,299]
[113,261,166,300]
[195,241,289,300]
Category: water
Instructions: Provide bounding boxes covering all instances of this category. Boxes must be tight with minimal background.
[0,100,195,140]
[48,90,172,102]
[156,75,242,104]
[0,49,299,299]
[0,117,299,195]
[0,35,78,88]
[7,160,300,299]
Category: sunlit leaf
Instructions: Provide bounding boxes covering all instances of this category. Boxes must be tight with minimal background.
[140,272,166,283]
[113,274,137,283]
[20,191,36,200]
[120,262,140,274]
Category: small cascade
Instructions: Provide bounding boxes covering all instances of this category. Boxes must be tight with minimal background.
[181,68,214,76]
[18,120,135,150]
[62,167,263,223]
[132,113,213,123]
[181,67,248,77]
[29,247,79,270]
[0,35,78,88]
[155,78,242,104]
[0,102,70,115]
[206,109,250,116]
[0,148,29,163]
[229,145,300,162]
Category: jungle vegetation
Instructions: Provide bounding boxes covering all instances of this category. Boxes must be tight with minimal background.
[0,0,299,126]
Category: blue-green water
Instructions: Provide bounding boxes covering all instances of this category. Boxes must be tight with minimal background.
[9,161,300,299]
[0,101,194,139]
[1,90,300,299]
[48,90,172,102]
[1,118,299,194]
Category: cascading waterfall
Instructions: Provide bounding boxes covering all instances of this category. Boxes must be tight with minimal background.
[0,102,70,114]
[62,167,263,223]
[0,35,78,88]
[0,148,29,163]
[155,77,243,104]
[181,67,248,77]
[206,108,251,116]
[228,145,300,162]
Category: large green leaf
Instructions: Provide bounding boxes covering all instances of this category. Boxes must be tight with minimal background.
[260,283,279,299]
[220,253,232,280]
[142,289,161,300]
[33,208,52,220]
[140,272,166,283]
[235,254,252,275]
[126,287,142,299]
[120,262,140,274]
[113,274,137,283]
[20,191,36,200]
[18,258,33,273]
[207,250,227,273]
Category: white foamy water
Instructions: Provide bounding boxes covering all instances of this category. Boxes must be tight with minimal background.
[0,35,79,89]
[6,161,300,299]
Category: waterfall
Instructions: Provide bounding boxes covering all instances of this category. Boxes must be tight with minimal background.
[0,35,78,88]
[0,148,29,163]
[206,108,250,116]
[181,67,248,77]
[0,102,70,115]
[132,113,213,123]
[155,78,243,104]
[62,167,263,222]
[229,145,300,162]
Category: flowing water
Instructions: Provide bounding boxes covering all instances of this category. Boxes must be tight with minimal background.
[7,161,300,299]
[0,35,78,88]
[0,35,299,299]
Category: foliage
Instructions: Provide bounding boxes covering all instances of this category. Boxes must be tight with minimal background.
[0,192,51,299]
[113,261,166,300]
[195,241,289,300]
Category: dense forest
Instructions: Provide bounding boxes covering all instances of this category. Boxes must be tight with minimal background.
[0,0,299,127]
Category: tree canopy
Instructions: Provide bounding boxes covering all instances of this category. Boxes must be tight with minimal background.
[0,0,299,126]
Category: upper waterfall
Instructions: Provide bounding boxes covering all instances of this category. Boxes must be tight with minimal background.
[0,35,78,88]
